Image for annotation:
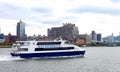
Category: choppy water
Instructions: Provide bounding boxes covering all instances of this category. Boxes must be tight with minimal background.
[0,47,120,72]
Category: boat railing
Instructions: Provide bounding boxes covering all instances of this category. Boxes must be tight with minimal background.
[54,37,63,41]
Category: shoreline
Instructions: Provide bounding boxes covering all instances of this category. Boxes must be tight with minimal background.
[0,46,12,48]
[0,46,120,48]
[77,45,120,47]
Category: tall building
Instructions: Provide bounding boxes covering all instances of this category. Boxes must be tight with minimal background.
[91,31,97,42]
[97,34,102,42]
[48,23,79,43]
[17,20,26,41]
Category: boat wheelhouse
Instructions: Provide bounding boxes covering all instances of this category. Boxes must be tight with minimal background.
[10,40,85,58]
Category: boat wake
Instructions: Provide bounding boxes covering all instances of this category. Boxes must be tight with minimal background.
[0,55,25,61]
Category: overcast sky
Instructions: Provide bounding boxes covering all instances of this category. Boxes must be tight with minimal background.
[0,0,120,37]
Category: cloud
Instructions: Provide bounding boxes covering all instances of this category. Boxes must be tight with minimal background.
[0,2,19,10]
[1,0,120,36]
[59,16,76,20]
[111,0,120,3]
[41,19,63,25]
[31,7,53,13]
[0,2,54,22]
[0,2,31,20]
[39,16,77,25]
[0,1,76,24]
[31,7,54,18]
[69,6,120,15]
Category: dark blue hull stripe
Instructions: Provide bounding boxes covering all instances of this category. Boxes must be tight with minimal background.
[19,51,85,58]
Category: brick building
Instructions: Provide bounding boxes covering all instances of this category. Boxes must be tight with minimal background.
[48,23,79,43]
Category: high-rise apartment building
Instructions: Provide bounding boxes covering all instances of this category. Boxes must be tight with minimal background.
[91,31,97,42]
[17,20,26,41]
[97,34,102,42]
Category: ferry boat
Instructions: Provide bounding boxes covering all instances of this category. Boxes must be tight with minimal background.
[10,39,85,58]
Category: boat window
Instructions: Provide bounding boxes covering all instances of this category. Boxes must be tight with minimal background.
[35,48,44,51]
[18,48,28,51]
[24,42,30,46]
[65,41,69,44]
[35,47,74,51]
[37,42,61,45]
[38,45,60,48]
[17,42,30,46]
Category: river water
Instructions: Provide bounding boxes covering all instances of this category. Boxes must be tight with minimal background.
[0,47,120,72]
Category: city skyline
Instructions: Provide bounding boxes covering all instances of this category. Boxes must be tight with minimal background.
[0,0,120,37]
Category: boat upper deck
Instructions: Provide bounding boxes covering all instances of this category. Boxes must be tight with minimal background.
[15,40,69,47]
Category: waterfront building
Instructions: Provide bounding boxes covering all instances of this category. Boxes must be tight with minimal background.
[78,34,92,45]
[0,28,5,42]
[115,36,120,42]
[91,31,97,42]
[48,23,79,43]
[17,20,26,41]
[103,33,114,43]
[76,39,85,45]
[97,34,102,42]
[114,33,120,42]
[27,35,49,41]
[5,33,17,42]
[0,33,5,42]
